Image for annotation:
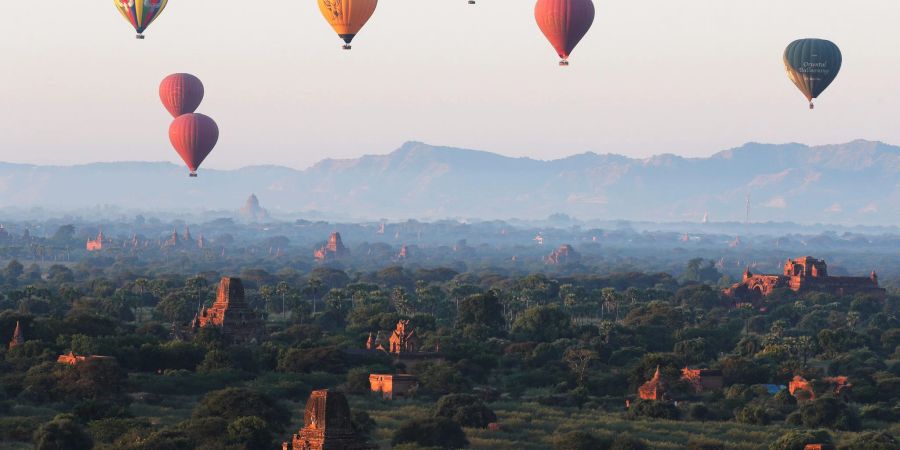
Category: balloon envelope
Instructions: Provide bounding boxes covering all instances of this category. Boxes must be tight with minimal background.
[318,0,378,45]
[784,39,842,106]
[114,0,168,35]
[535,0,595,62]
[160,74,205,118]
[169,114,219,176]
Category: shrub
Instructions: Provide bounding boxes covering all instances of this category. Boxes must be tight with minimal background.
[627,400,679,420]
[392,418,468,449]
[552,430,610,450]
[735,403,771,425]
[611,434,648,450]
[226,416,271,449]
[687,438,726,450]
[769,429,832,450]
[192,388,289,434]
[842,431,899,450]
[798,397,861,431]
[434,394,497,428]
[34,415,93,450]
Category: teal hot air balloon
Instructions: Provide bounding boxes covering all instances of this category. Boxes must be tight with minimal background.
[784,39,842,109]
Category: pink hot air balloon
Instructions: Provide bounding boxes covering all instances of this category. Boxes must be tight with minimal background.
[160,74,205,118]
[169,114,219,177]
[535,0,595,66]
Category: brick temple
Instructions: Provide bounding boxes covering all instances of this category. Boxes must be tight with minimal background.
[191,277,265,343]
[369,374,419,400]
[724,256,885,301]
[8,321,23,350]
[283,390,375,450]
[314,232,350,262]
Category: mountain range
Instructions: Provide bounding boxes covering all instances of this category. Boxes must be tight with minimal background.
[0,140,896,224]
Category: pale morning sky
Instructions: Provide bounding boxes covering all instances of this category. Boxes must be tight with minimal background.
[0,1,896,169]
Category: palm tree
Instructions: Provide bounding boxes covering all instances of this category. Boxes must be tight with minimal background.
[259,285,275,318]
[134,278,149,323]
[276,281,290,321]
[307,277,322,315]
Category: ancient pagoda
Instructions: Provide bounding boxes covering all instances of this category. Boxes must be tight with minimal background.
[284,390,375,450]
[191,277,265,343]
[8,321,24,350]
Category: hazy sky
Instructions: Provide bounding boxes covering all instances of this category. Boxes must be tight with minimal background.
[1,0,898,169]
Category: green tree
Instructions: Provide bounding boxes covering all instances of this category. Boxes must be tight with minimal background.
[563,348,598,387]
[798,397,861,431]
[511,305,572,342]
[434,394,497,428]
[553,431,609,450]
[227,416,272,449]
[768,430,832,450]
[4,259,23,281]
[34,415,93,450]
[843,431,899,450]
[457,291,505,336]
[192,388,289,434]
[392,418,468,449]
[276,281,290,321]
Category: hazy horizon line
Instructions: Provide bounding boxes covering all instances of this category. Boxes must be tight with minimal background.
[0,138,890,171]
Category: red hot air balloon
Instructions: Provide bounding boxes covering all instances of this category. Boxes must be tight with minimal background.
[160,74,205,118]
[534,0,595,66]
[169,114,219,177]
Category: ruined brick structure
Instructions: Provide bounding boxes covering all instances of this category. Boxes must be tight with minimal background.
[369,374,419,400]
[315,232,350,262]
[803,445,836,450]
[638,366,669,401]
[8,321,23,350]
[191,277,264,343]
[389,320,419,354]
[789,375,852,401]
[86,231,105,251]
[284,390,375,450]
[57,352,115,366]
[724,256,885,302]
[544,244,580,265]
[397,245,412,260]
[680,368,724,393]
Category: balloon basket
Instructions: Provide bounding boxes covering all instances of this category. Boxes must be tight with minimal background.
[809,103,815,110]
[136,34,145,40]
[342,44,352,50]
[189,172,198,178]
[559,60,570,67]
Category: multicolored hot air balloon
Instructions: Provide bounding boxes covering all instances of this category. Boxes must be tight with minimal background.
[169,114,219,177]
[318,0,378,50]
[114,0,168,39]
[160,74,205,118]
[535,0,595,66]
[784,38,842,109]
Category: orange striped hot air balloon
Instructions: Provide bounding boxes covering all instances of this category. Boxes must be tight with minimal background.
[114,0,168,39]
[318,0,378,50]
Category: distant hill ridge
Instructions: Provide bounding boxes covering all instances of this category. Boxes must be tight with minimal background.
[0,140,897,224]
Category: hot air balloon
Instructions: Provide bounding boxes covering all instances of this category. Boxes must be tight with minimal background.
[318,0,378,50]
[535,0,595,66]
[784,38,842,109]
[169,114,219,177]
[160,74,205,118]
[114,0,168,39]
